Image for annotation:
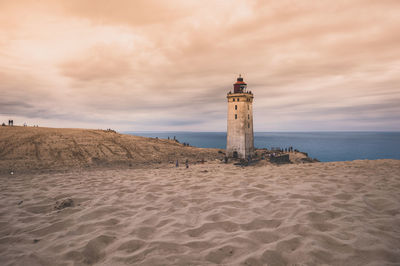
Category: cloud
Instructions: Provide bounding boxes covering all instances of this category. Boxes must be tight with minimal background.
[60,0,188,27]
[0,0,399,131]
[59,44,133,82]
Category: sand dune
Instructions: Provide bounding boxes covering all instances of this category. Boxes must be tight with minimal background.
[1,160,399,265]
[0,126,224,174]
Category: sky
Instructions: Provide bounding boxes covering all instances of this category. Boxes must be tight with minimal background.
[1,0,399,132]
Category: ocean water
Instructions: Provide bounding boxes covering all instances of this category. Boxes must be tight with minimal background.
[125,131,400,162]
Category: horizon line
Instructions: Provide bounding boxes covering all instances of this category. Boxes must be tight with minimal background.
[123,130,400,133]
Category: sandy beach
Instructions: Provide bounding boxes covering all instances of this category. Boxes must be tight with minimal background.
[0,126,225,175]
[1,159,400,265]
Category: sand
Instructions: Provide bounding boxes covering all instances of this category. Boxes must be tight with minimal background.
[1,159,400,265]
[0,126,311,175]
[0,126,225,174]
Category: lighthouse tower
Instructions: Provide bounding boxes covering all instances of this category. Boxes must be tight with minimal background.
[226,75,254,159]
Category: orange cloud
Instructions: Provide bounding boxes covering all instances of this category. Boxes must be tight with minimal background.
[59,44,133,82]
[0,0,399,131]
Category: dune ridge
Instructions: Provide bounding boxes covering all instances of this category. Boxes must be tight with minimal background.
[0,126,223,174]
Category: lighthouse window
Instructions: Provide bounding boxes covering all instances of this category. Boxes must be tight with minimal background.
[248,105,249,110]
[233,98,235,102]
[248,114,249,119]
[235,105,237,110]
[235,114,237,119]
[237,98,239,101]
[248,123,250,128]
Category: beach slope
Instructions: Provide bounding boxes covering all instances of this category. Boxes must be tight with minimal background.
[0,126,223,173]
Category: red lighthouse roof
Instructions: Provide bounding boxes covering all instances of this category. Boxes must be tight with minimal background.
[234,74,247,85]
[233,74,247,93]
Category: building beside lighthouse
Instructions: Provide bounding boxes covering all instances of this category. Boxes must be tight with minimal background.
[226,75,254,159]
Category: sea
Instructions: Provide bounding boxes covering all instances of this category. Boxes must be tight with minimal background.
[124,131,400,162]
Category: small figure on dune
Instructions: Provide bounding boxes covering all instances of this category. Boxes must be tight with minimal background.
[185,159,189,168]
[176,160,179,167]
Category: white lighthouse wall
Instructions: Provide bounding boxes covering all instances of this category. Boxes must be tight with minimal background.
[226,93,254,158]
[245,100,254,156]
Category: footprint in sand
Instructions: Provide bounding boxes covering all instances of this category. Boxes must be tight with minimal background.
[205,245,236,264]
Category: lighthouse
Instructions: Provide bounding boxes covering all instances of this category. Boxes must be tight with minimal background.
[226,75,254,159]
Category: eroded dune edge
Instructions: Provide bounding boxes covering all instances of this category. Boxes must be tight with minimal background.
[1,160,400,265]
[0,126,224,174]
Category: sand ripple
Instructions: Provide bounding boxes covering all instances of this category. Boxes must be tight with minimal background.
[1,160,400,265]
